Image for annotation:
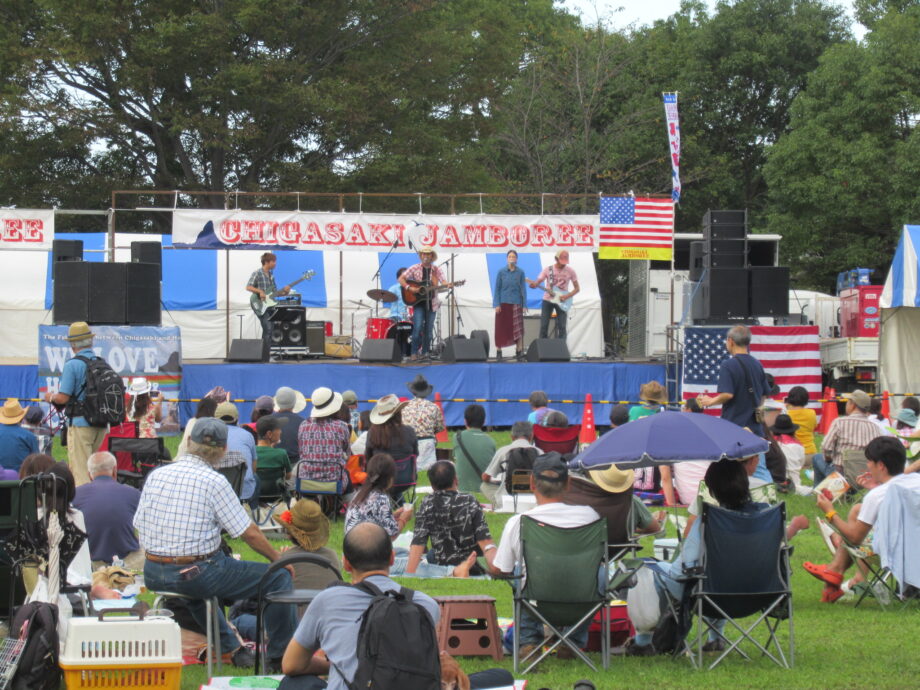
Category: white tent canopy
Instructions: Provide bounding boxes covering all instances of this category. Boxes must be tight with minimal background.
[879,225,920,395]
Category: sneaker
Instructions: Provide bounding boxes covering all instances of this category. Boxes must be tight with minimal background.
[229,646,256,668]
[804,469,815,482]
[624,638,657,657]
[702,638,726,653]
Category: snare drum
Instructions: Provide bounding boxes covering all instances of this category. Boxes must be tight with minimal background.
[365,317,391,340]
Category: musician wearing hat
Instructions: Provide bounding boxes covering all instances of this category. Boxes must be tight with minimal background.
[0,398,38,472]
[398,246,445,359]
[527,250,580,341]
[44,321,110,486]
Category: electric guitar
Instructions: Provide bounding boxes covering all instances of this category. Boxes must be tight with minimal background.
[250,270,316,316]
[402,279,466,306]
[542,285,573,312]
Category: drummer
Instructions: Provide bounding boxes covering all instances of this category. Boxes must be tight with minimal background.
[387,268,412,357]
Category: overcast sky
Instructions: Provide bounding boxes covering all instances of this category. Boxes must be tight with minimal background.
[557,0,863,37]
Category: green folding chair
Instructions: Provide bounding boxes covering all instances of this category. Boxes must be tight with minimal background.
[512,516,609,673]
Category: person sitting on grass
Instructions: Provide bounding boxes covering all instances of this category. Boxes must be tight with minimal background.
[393,461,495,578]
[625,458,773,656]
[344,453,412,539]
[804,436,908,603]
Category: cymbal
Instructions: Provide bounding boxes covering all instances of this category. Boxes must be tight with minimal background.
[367,289,397,303]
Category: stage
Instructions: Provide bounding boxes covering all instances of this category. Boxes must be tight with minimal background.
[6,358,669,428]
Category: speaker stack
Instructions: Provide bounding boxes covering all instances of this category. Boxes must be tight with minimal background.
[691,210,789,322]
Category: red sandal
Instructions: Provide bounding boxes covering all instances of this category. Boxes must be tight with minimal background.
[803,561,843,587]
[821,584,844,603]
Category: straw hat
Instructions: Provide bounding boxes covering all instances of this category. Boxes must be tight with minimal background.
[310,387,343,418]
[418,245,438,261]
[278,500,330,551]
[369,394,408,425]
[639,381,668,405]
[0,399,26,425]
[65,321,93,343]
[588,465,635,494]
[274,387,307,414]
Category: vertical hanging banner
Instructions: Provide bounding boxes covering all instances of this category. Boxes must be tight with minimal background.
[598,196,674,260]
[663,92,681,203]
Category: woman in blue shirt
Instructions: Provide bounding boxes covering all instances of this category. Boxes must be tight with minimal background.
[493,250,527,360]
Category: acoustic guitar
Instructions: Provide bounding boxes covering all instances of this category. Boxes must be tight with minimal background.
[401,279,466,306]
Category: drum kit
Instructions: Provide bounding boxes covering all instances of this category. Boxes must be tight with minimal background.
[353,288,412,351]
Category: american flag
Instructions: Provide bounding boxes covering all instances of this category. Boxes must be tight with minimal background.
[599,196,674,249]
[681,325,822,412]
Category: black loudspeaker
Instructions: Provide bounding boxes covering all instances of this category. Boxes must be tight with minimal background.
[52,239,83,263]
[703,252,746,269]
[749,266,790,316]
[53,262,89,324]
[527,338,571,362]
[228,339,268,362]
[268,306,306,347]
[87,263,126,324]
[359,338,401,363]
[443,336,487,362]
[703,209,747,225]
[305,321,326,354]
[469,329,490,356]
[747,240,778,267]
[125,262,161,325]
[701,268,749,319]
[689,241,704,282]
[130,241,162,280]
[705,239,747,255]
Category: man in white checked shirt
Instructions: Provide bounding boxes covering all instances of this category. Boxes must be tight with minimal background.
[134,417,295,669]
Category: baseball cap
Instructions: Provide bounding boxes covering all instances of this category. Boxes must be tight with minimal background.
[215,401,239,423]
[842,389,871,411]
[190,417,228,447]
[532,452,569,482]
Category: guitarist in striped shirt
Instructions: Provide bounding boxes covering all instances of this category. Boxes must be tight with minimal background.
[528,250,580,341]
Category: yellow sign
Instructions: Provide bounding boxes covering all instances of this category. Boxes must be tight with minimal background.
[599,246,673,261]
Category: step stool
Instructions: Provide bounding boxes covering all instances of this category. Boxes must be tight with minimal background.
[434,595,503,660]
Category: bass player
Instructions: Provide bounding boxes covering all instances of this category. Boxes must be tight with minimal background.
[527,250,580,341]
[399,246,446,359]
[246,252,289,350]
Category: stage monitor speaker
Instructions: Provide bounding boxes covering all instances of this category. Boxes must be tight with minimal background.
[52,239,83,263]
[443,336,486,363]
[268,306,306,347]
[125,262,161,325]
[228,339,268,362]
[527,338,571,362]
[52,261,89,324]
[305,320,326,354]
[130,241,162,280]
[700,267,749,319]
[87,262,127,324]
[689,241,704,281]
[359,338,401,363]
[749,266,790,316]
[469,329,490,357]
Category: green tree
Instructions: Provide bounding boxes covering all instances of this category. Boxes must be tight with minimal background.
[763,4,920,290]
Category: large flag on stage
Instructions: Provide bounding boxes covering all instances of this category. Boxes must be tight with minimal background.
[598,196,674,260]
[681,326,822,410]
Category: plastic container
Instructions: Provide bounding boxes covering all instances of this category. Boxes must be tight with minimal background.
[60,609,182,690]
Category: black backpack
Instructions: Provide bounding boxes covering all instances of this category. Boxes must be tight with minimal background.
[502,446,539,493]
[329,579,440,690]
[9,601,60,690]
[68,355,126,427]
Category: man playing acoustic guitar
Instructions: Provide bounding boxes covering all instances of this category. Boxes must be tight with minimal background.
[399,246,458,360]
[527,250,580,341]
[246,252,289,352]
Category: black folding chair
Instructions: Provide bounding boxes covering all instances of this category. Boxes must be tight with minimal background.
[109,436,171,488]
[684,503,793,669]
[216,463,246,499]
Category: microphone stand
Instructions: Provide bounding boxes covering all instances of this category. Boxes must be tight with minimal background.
[372,240,402,318]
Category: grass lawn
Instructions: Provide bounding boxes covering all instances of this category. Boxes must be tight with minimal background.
[53,431,920,689]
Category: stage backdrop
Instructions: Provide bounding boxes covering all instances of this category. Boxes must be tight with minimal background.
[38,325,182,435]
[0,232,605,360]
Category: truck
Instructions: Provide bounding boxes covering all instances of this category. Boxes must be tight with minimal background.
[819,286,882,394]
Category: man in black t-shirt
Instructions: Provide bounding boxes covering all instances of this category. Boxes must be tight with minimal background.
[698,325,772,437]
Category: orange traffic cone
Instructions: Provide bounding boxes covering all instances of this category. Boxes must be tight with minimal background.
[579,393,597,448]
[434,392,449,443]
[819,387,838,434]
[881,390,891,420]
